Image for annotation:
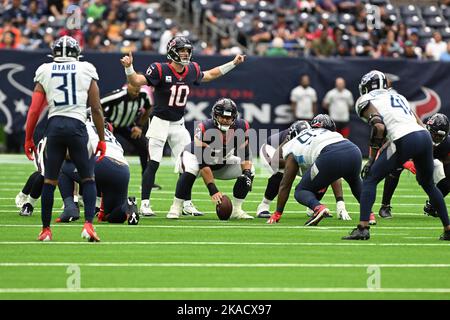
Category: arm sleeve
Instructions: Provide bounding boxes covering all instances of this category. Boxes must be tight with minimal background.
[144,63,162,86]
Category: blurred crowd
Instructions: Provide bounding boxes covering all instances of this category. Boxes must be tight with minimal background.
[1,0,450,61]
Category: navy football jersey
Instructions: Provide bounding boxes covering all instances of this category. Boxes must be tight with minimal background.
[188,119,250,169]
[434,135,450,162]
[266,129,289,147]
[144,62,203,121]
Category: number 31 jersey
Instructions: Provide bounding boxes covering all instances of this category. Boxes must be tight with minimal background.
[144,62,203,122]
[282,128,345,171]
[34,61,99,123]
[355,89,425,142]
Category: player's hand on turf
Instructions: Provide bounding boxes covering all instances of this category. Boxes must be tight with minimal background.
[233,54,246,65]
[211,192,223,205]
[131,126,142,139]
[267,212,282,224]
[403,160,416,175]
[361,158,374,180]
[24,139,36,161]
[120,51,133,68]
[95,140,107,162]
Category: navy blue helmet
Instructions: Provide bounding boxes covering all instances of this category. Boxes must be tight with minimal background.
[311,114,336,132]
[167,36,193,66]
[358,70,388,96]
[287,120,311,140]
[51,36,81,62]
[426,113,450,146]
[212,98,238,132]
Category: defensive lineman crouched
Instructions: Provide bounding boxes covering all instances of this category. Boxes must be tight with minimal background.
[167,98,255,219]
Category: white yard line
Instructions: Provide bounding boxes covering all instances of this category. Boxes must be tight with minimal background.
[0,287,449,293]
[0,241,448,246]
[0,262,449,268]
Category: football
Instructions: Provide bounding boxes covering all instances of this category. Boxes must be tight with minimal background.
[216,195,233,220]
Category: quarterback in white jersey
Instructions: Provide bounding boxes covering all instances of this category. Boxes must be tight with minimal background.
[267,115,362,227]
[24,36,106,242]
[343,70,450,241]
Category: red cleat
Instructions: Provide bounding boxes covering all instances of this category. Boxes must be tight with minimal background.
[81,222,100,242]
[38,227,52,241]
[97,210,105,222]
[304,204,329,226]
[267,212,282,224]
[369,212,377,225]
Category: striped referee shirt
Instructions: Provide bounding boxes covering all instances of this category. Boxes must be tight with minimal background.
[100,88,152,128]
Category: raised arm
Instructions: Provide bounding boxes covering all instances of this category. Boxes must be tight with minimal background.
[120,52,148,87]
[201,54,246,82]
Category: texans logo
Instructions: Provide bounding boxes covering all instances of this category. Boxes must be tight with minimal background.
[0,63,48,134]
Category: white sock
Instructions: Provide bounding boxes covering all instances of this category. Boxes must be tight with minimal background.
[262,197,271,205]
[233,198,244,211]
[96,197,101,208]
[19,191,26,198]
[27,196,38,206]
[141,199,149,207]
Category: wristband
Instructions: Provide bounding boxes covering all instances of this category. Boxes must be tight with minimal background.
[125,65,136,76]
[242,169,252,178]
[218,61,236,75]
[207,183,219,196]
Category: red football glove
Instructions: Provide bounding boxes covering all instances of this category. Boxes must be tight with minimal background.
[267,211,282,224]
[403,160,416,175]
[24,139,36,161]
[95,140,106,162]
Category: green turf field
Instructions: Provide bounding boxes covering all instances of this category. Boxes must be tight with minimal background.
[1,154,450,300]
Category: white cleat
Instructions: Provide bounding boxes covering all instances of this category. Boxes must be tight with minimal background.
[230,208,254,220]
[182,200,204,216]
[256,202,271,218]
[166,205,182,219]
[306,207,314,217]
[337,201,352,220]
[15,192,27,208]
[140,201,156,217]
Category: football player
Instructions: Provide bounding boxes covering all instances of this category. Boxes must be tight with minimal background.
[56,119,138,225]
[343,70,450,240]
[120,36,246,217]
[15,138,46,216]
[24,36,106,242]
[166,98,254,219]
[257,116,352,220]
[377,113,450,218]
[267,115,362,226]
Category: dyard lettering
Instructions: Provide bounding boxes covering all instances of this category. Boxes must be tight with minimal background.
[177,304,211,318]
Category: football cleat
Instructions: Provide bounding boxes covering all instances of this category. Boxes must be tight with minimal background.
[38,227,52,241]
[56,207,80,223]
[182,200,204,216]
[304,204,329,226]
[256,202,271,218]
[15,192,27,208]
[81,222,100,242]
[379,205,392,219]
[369,212,377,225]
[230,208,254,220]
[19,203,34,216]
[342,225,370,240]
[439,230,450,241]
[166,203,182,219]
[140,200,156,217]
[127,197,139,225]
[152,183,162,190]
[267,212,282,224]
[424,200,438,218]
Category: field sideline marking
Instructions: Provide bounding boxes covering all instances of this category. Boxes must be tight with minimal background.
[0,287,450,294]
[0,224,443,230]
[0,262,449,268]
[0,241,448,246]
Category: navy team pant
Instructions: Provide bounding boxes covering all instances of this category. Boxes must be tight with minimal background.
[360,130,449,226]
[60,157,130,223]
[294,140,362,209]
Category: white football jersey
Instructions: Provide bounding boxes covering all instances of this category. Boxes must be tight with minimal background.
[282,128,345,171]
[86,121,128,166]
[34,61,99,123]
[355,89,425,141]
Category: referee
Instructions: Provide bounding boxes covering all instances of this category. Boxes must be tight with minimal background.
[100,84,160,189]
